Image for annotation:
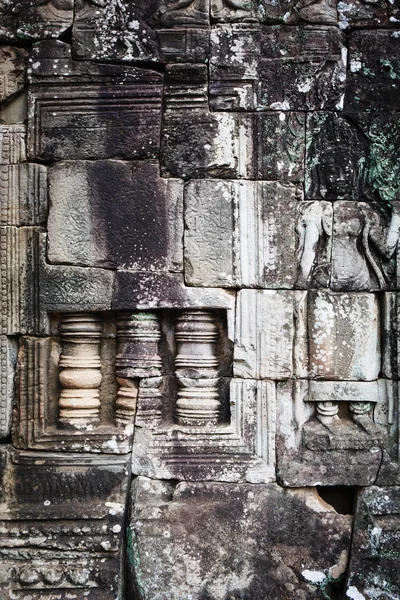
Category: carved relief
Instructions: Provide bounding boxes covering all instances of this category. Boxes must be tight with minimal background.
[0,47,28,104]
[115,312,162,427]
[211,0,257,22]
[58,314,103,430]
[175,311,221,426]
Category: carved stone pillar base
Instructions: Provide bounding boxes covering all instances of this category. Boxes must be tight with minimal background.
[176,378,220,427]
[316,401,339,431]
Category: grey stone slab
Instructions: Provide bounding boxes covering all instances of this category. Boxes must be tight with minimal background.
[210,25,346,111]
[73,0,210,63]
[307,291,380,381]
[0,163,47,226]
[0,0,73,42]
[131,379,275,483]
[185,179,299,288]
[345,30,400,112]
[48,161,183,272]
[346,486,400,600]
[28,41,163,162]
[128,478,352,600]
[0,448,130,598]
[0,336,17,439]
[234,290,300,379]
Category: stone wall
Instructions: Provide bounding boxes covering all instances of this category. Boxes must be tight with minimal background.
[0,1,400,599]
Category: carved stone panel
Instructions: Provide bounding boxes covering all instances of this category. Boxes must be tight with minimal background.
[132,379,276,483]
[48,160,183,272]
[276,379,394,486]
[0,125,26,165]
[258,0,338,24]
[73,0,211,63]
[28,41,163,161]
[162,110,305,180]
[0,0,73,42]
[210,25,346,111]
[0,448,130,599]
[0,336,17,439]
[234,290,301,380]
[185,180,299,287]
[0,47,29,105]
[1,163,47,226]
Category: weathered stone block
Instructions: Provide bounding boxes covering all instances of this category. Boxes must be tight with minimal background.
[128,477,352,600]
[131,378,276,483]
[164,63,208,110]
[73,1,210,63]
[0,448,130,598]
[345,30,400,111]
[28,41,163,161]
[346,486,400,600]
[210,25,346,111]
[338,0,400,30]
[0,336,17,439]
[0,47,28,105]
[234,290,302,379]
[276,379,394,487]
[48,161,183,272]
[258,0,338,24]
[0,163,47,226]
[0,125,26,164]
[161,110,253,179]
[255,112,305,181]
[185,180,299,287]
[307,291,380,380]
[0,0,73,42]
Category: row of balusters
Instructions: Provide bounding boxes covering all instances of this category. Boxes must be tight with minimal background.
[57,310,222,430]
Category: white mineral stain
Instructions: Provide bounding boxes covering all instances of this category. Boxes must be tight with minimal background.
[105,502,124,516]
[346,586,366,600]
[302,569,326,584]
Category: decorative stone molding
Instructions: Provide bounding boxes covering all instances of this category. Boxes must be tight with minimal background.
[115,312,162,427]
[58,313,103,430]
[175,310,221,426]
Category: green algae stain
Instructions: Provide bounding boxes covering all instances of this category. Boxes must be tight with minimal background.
[380,59,400,81]
[365,122,400,209]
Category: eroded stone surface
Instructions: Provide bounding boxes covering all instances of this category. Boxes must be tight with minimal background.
[48,161,183,272]
[128,477,352,600]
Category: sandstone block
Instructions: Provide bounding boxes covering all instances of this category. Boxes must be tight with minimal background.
[234,290,300,379]
[0,163,47,226]
[48,161,183,272]
[185,179,299,287]
[28,41,163,161]
[346,486,400,600]
[0,336,17,439]
[128,477,352,600]
[210,25,346,111]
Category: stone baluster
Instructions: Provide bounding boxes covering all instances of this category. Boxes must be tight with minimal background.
[115,312,162,427]
[58,313,103,429]
[175,310,221,426]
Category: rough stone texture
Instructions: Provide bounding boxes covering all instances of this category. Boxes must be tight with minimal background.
[128,477,352,600]
[210,25,346,111]
[234,290,300,380]
[0,335,17,439]
[0,47,29,105]
[346,486,400,600]
[0,2,400,597]
[28,41,163,161]
[48,161,183,272]
[276,379,392,487]
[0,0,74,42]
[185,180,299,287]
[0,448,130,599]
[345,30,400,111]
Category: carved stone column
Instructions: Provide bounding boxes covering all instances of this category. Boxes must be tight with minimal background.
[175,310,221,426]
[58,313,103,429]
[115,312,162,427]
